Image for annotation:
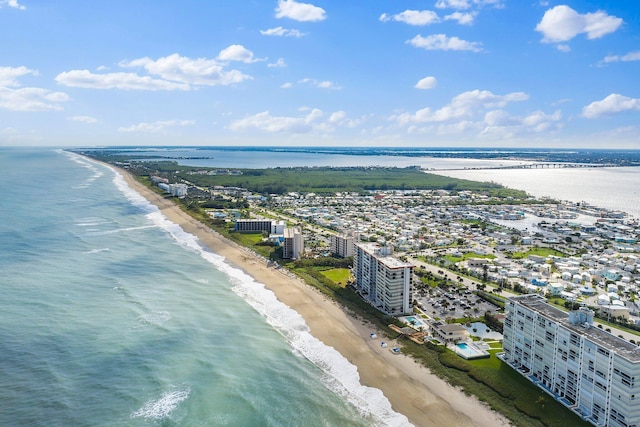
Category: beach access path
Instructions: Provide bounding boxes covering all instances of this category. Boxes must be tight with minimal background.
[116,166,512,427]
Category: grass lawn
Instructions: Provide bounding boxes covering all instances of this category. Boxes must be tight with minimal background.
[510,247,565,259]
[445,252,496,263]
[320,268,350,287]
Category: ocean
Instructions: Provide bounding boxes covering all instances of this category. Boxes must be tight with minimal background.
[0,148,408,427]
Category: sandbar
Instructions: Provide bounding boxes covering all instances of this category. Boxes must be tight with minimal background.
[116,166,512,427]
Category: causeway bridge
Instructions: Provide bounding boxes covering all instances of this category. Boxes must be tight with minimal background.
[436,163,617,171]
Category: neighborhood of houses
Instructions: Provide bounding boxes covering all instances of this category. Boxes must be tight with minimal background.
[152,177,640,427]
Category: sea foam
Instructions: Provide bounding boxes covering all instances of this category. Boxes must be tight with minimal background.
[107,166,412,427]
[131,384,190,420]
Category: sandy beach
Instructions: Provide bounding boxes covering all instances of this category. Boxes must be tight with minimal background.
[117,167,512,427]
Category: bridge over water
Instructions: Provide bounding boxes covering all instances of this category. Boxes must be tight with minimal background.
[435,163,616,171]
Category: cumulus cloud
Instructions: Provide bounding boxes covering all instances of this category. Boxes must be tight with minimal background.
[435,0,503,9]
[0,65,34,87]
[415,76,437,89]
[0,87,69,112]
[229,108,360,133]
[299,78,341,90]
[275,0,326,22]
[435,0,471,9]
[602,51,640,64]
[69,115,97,123]
[483,109,562,133]
[582,94,640,118]
[56,70,190,91]
[260,26,306,37]
[229,109,322,133]
[217,45,262,63]
[0,0,25,10]
[392,89,528,124]
[58,52,253,90]
[0,66,68,111]
[118,119,195,133]
[444,12,476,25]
[535,5,622,43]
[281,82,293,89]
[407,34,483,52]
[268,58,287,68]
[380,10,440,26]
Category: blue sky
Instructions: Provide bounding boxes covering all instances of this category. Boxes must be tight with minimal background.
[1,0,639,148]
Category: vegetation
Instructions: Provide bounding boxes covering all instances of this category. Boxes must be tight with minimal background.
[84,151,532,198]
[507,247,566,259]
[88,153,591,427]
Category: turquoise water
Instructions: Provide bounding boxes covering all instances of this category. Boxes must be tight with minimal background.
[0,149,409,426]
[455,343,488,359]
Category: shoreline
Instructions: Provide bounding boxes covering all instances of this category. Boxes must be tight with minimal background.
[114,166,512,427]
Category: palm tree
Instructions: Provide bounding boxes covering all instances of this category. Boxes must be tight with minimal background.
[536,395,547,409]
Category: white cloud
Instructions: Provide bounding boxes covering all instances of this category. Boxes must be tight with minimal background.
[0,66,68,111]
[260,26,306,37]
[69,115,97,123]
[59,53,253,90]
[0,0,25,10]
[118,120,195,133]
[380,10,440,26]
[535,5,622,43]
[229,108,360,133]
[56,70,190,90]
[0,65,34,87]
[299,78,341,90]
[415,76,437,89]
[393,89,528,124]
[407,34,483,52]
[435,0,503,9]
[582,94,640,118]
[217,45,261,63]
[229,109,321,133]
[435,0,470,9]
[556,44,571,53]
[281,82,293,89]
[268,58,287,68]
[444,12,476,25]
[120,53,251,85]
[275,0,326,22]
[603,51,640,63]
[0,87,69,111]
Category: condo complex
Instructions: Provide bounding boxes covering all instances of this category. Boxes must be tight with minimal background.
[502,294,640,427]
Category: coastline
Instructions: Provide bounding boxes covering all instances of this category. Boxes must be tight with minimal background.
[115,165,512,427]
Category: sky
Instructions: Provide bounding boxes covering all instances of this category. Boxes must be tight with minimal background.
[1,0,639,148]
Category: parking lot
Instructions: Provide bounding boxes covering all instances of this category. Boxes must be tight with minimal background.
[415,287,502,320]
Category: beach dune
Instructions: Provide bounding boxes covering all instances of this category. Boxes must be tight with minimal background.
[118,168,511,427]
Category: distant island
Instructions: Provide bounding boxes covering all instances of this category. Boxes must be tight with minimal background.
[85,146,640,167]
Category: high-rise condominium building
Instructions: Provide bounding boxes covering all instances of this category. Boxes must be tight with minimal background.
[502,294,640,427]
[353,242,414,316]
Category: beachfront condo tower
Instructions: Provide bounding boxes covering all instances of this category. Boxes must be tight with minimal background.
[501,294,640,427]
[353,242,414,316]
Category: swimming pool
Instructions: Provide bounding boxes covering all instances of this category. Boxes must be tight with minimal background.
[402,316,426,329]
[455,342,490,360]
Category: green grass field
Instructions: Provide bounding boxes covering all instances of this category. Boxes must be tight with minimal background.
[319,268,350,286]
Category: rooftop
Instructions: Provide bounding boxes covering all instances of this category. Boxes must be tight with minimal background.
[510,294,640,363]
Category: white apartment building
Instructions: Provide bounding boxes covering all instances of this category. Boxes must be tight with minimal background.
[501,294,640,427]
[330,231,359,258]
[353,242,414,316]
[283,226,304,259]
[169,183,188,197]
